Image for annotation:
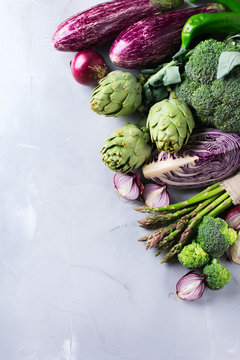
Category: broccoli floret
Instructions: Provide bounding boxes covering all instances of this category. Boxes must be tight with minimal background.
[191,85,218,117]
[177,38,240,134]
[211,70,240,108]
[175,77,199,107]
[197,216,237,259]
[185,39,238,85]
[203,259,231,290]
[214,104,240,134]
[178,241,209,269]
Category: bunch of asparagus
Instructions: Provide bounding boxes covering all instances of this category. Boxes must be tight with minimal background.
[135,183,232,262]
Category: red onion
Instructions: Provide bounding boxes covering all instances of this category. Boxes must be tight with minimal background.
[70,49,107,86]
[225,205,240,232]
[142,183,170,208]
[113,172,143,200]
[176,271,206,301]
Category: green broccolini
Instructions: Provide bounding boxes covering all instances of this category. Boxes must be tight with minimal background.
[203,259,231,290]
[176,38,240,133]
[196,216,237,259]
[178,241,209,269]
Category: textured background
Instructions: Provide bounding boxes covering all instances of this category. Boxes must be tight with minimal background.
[0,1,240,359]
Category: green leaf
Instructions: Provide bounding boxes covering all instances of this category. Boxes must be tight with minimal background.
[162,66,181,86]
[217,51,240,79]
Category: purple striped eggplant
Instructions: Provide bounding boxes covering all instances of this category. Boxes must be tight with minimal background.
[52,0,163,52]
[110,3,226,68]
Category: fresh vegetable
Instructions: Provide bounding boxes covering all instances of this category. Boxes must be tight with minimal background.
[142,129,240,189]
[176,271,206,301]
[150,0,184,9]
[229,232,240,264]
[190,0,240,13]
[101,123,152,173]
[196,216,237,258]
[70,50,107,86]
[113,172,143,200]
[52,0,163,52]
[142,183,170,208]
[146,91,195,153]
[179,12,240,52]
[136,183,233,261]
[90,71,142,117]
[109,3,226,68]
[176,38,240,133]
[139,61,182,112]
[225,205,240,231]
[203,259,231,290]
[178,242,209,269]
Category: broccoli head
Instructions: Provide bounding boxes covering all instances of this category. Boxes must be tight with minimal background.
[177,38,240,134]
[196,216,237,259]
[203,259,231,290]
[178,241,210,269]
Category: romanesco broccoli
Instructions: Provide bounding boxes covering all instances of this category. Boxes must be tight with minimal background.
[178,241,209,269]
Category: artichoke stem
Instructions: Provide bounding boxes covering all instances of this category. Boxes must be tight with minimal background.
[169,90,177,100]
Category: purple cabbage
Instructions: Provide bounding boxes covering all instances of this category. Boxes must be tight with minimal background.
[110,3,225,68]
[142,129,240,189]
[52,0,162,52]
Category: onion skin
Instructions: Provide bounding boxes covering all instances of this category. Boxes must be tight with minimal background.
[70,50,107,86]
[176,272,206,301]
[225,205,240,232]
[52,0,162,52]
[113,172,143,200]
[142,183,170,208]
[110,4,224,68]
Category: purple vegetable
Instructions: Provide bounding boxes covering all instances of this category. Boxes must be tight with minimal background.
[52,0,163,52]
[110,3,225,68]
[142,128,240,189]
[113,172,143,200]
[225,206,240,231]
[176,271,206,301]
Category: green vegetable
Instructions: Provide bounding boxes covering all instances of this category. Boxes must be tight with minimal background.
[190,0,240,13]
[150,0,183,8]
[135,183,233,261]
[146,91,195,152]
[178,241,210,269]
[140,61,181,113]
[203,259,231,290]
[217,51,240,79]
[90,70,142,117]
[180,12,240,51]
[101,123,152,173]
[176,38,240,134]
[197,216,237,258]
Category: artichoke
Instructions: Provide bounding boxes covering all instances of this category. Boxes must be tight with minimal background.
[101,123,152,173]
[147,91,195,152]
[90,70,142,117]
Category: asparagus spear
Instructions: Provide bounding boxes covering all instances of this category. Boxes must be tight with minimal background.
[134,184,224,213]
[138,205,196,228]
[161,193,232,263]
[154,196,218,253]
